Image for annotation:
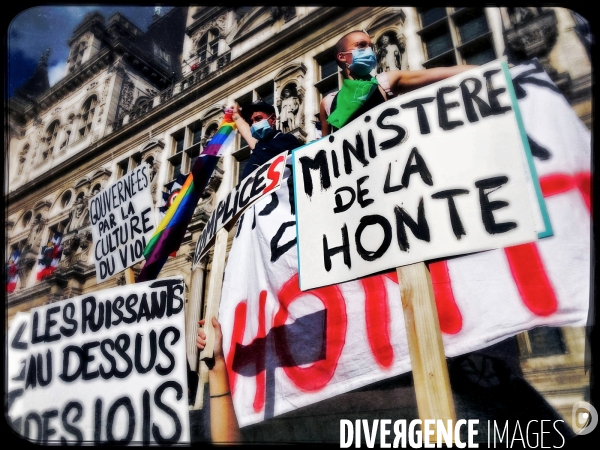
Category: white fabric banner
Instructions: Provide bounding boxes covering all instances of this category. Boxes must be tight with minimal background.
[218,60,591,428]
[194,152,288,265]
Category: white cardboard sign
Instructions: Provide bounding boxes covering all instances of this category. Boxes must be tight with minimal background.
[6,277,190,445]
[193,151,288,267]
[293,61,543,291]
[89,163,155,283]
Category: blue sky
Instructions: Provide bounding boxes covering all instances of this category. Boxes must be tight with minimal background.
[6,5,174,98]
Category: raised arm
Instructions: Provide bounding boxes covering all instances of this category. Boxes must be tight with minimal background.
[319,97,332,137]
[197,317,242,443]
[387,65,478,96]
[232,104,258,150]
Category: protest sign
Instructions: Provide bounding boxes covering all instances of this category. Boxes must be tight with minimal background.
[90,163,155,283]
[192,152,288,266]
[216,60,589,427]
[6,277,190,445]
[293,60,549,291]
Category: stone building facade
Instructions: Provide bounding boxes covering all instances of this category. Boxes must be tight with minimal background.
[5,6,592,440]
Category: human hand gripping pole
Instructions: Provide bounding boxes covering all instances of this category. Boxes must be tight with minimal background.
[196,317,242,443]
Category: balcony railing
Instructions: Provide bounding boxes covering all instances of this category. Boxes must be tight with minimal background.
[128,100,153,122]
[112,51,232,132]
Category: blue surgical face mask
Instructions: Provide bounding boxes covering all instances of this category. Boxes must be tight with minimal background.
[250,118,272,140]
[348,47,377,77]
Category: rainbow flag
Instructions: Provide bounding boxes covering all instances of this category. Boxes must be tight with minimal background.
[137,109,237,282]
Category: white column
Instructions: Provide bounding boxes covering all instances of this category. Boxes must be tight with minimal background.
[486,7,506,60]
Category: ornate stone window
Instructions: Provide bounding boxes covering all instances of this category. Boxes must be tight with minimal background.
[197,29,220,64]
[117,152,142,178]
[69,41,87,72]
[167,119,203,183]
[417,7,496,67]
[188,121,203,170]
[129,96,153,121]
[117,158,129,178]
[153,43,171,68]
[314,48,341,102]
[43,120,60,159]
[79,95,98,138]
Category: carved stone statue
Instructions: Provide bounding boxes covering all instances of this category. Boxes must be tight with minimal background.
[24,215,45,254]
[77,228,93,251]
[376,34,404,73]
[149,163,157,182]
[18,146,29,175]
[60,130,71,150]
[66,196,89,233]
[278,88,300,132]
[201,127,217,147]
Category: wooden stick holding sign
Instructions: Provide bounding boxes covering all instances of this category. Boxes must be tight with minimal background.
[397,262,456,441]
[198,227,229,363]
[124,267,136,284]
[194,227,228,410]
[192,153,288,410]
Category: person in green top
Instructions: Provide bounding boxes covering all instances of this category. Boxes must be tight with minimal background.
[319,30,477,135]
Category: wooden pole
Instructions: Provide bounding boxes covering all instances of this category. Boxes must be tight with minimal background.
[193,150,236,411]
[188,262,206,410]
[198,227,228,362]
[194,227,228,410]
[397,262,456,442]
[124,267,136,285]
[187,262,206,372]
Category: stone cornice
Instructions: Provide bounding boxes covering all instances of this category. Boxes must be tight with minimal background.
[7,282,52,308]
[54,260,96,284]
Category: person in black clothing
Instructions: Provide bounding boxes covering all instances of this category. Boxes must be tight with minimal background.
[232,101,301,179]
